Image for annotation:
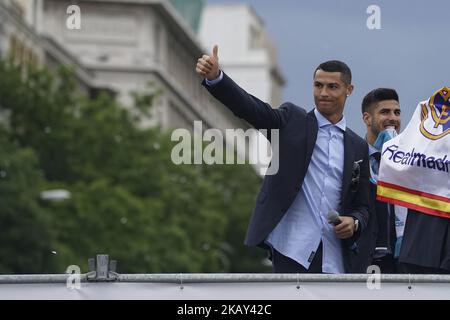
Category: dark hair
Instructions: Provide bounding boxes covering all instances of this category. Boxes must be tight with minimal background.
[314,60,352,85]
[361,88,399,114]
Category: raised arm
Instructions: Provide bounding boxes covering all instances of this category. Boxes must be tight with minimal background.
[196,46,291,130]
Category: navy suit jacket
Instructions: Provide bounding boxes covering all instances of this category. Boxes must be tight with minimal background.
[399,210,450,271]
[203,72,370,272]
[352,183,397,272]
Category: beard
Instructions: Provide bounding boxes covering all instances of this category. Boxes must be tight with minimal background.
[371,120,382,138]
[371,119,399,138]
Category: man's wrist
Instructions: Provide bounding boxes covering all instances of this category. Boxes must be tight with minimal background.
[205,70,223,86]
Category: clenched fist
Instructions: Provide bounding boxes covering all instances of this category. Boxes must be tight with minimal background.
[196,45,220,81]
[333,216,356,239]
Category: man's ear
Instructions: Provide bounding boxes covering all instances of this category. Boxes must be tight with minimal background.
[363,112,372,127]
[346,84,354,97]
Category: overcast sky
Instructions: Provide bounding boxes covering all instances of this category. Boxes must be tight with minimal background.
[206,0,449,136]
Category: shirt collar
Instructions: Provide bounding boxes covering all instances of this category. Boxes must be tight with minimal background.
[366,135,379,156]
[368,144,379,156]
[314,109,346,132]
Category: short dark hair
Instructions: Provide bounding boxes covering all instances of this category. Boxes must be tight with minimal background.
[361,88,399,114]
[314,60,352,85]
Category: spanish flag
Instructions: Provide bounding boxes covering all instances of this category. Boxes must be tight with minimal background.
[377,87,450,219]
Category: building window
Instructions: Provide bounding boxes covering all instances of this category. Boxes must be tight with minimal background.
[8,34,39,69]
[154,22,161,64]
[8,34,20,61]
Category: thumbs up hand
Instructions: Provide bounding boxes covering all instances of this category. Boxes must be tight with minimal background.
[196,45,220,81]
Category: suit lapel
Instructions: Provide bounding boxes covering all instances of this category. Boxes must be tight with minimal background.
[341,130,355,205]
[305,110,318,166]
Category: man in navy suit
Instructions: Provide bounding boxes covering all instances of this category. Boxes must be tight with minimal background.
[196,46,370,273]
[354,88,404,274]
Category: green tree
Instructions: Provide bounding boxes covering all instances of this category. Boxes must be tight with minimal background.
[0,59,269,274]
[0,130,56,273]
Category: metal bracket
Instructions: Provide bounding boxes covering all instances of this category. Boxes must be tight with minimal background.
[87,254,119,282]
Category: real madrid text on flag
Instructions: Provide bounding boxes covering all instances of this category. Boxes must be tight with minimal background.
[377,87,450,218]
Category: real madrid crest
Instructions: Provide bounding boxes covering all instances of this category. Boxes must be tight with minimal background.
[420,87,450,140]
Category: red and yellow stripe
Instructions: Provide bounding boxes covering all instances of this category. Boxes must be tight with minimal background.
[377,180,450,219]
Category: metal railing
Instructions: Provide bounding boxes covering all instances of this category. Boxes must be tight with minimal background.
[1,255,450,300]
[0,254,449,284]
